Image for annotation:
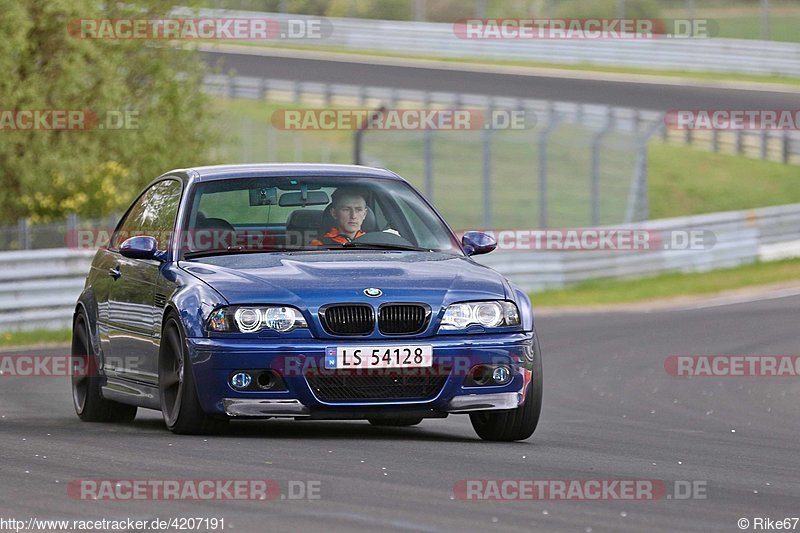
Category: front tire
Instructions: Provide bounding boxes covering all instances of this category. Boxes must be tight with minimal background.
[469,339,543,442]
[159,316,227,435]
[71,313,137,423]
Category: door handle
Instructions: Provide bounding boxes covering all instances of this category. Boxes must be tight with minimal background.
[109,266,121,280]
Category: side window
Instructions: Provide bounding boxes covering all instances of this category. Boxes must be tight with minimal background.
[111,180,182,250]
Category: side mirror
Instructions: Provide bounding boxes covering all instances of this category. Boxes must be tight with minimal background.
[119,236,160,260]
[462,231,497,256]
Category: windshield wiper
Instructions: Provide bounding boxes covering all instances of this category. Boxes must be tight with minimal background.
[339,242,432,252]
[183,246,303,259]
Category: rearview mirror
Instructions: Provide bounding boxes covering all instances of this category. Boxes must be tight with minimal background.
[279,190,330,207]
[119,236,160,260]
[462,231,497,256]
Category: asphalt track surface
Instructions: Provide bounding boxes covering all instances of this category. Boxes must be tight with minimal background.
[1,295,799,532]
[201,49,800,111]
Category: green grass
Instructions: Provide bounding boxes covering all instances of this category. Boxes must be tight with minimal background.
[0,329,71,348]
[648,143,800,219]
[530,258,800,306]
[216,42,800,88]
[213,98,800,228]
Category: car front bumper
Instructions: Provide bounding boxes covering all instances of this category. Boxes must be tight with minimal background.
[187,332,537,419]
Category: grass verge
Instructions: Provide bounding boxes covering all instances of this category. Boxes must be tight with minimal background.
[0,329,71,349]
[529,258,800,307]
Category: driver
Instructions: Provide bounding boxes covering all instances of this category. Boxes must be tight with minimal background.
[310,187,369,246]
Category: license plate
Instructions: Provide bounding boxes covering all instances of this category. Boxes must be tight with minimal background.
[325,345,433,370]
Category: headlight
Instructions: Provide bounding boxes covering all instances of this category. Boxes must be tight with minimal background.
[440,301,520,330]
[206,306,307,333]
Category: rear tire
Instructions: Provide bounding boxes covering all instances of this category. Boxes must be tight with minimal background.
[71,313,137,423]
[159,316,228,435]
[368,417,423,427]
[470,339,543,442]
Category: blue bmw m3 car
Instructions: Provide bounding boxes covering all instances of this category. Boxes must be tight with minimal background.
[71,164,542,440]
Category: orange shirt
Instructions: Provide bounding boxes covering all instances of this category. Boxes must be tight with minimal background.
[310,227,366,246]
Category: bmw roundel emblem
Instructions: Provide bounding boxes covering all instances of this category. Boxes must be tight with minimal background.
[364,288,382,297]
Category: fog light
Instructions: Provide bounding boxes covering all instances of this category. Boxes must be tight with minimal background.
[492,366,511,385]
[230,372,252,390]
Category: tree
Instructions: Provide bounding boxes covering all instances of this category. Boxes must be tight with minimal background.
[0,0,219,223]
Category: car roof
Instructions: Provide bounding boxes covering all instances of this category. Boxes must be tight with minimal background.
[162,164,403,184]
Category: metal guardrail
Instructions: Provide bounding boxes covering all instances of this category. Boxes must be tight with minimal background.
[191,9,800,77]
[1,203,799,331]
[0,248,95,332]
[475,202,800,292]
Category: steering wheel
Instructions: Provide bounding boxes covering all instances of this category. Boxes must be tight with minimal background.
[353,230,415,247]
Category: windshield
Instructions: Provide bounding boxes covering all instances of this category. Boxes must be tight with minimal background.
[180,176,462,258]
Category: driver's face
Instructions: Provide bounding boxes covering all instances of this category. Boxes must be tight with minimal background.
[331,195,368,237]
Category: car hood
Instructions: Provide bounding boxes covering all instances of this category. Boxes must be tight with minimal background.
[179,251,508,309]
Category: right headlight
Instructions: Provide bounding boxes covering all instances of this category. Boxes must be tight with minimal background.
[206,305,307,333]
[440,301,520,330]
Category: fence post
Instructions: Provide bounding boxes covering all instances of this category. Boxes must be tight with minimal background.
[293,132,302,161]
[590,108,615,226]
[760,131,769,160]
[424,128,434,201]
[625,120,663,223]
[537,103,559,229]
[267,125,277,162]
[736,130,744,154]
[482,124,493,230]
[18,217,30,250]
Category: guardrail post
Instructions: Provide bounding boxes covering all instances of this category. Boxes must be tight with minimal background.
[293,80,302,103]
[324,83,332,107]
[783,131,790,164]
[227,74,236,99]
[760,131,769,160]
[736,130,744,154]
[67,213,78,245]
[18,217,30,250]
[711,129,719,153]
[259,77,267,100]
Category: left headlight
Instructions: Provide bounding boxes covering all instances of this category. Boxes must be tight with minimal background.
[440,300,520,330]
[206,305,308,333]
